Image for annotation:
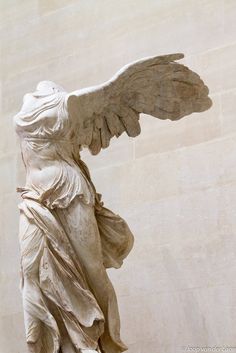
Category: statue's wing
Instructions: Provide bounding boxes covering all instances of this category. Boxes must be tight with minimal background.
[67,53,212,155]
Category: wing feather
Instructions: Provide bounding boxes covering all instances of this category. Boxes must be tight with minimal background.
[100,118,111,149]
[105,110,125,137]
[114,105,140,137]
[67,53,212,155]
[89,126,102,155]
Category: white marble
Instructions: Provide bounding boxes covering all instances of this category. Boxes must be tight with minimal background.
[14,55,211,353]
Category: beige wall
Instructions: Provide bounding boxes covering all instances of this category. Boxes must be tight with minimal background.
[1,1,236,352]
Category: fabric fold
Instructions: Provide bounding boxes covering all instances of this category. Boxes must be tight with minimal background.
[19,199,105,353]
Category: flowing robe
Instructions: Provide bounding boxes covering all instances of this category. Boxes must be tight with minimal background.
[14,91,134,353]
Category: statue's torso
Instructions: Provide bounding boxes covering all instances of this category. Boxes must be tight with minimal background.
[14,92,95,209]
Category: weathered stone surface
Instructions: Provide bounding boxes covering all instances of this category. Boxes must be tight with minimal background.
[1,1,236,353]
[13,52,210,353]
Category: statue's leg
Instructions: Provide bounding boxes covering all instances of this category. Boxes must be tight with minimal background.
[55,197,127,353]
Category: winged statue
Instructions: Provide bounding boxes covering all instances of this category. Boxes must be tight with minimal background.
[14,53,212,353]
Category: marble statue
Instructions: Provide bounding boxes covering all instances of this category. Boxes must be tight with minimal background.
[14,53,212,353]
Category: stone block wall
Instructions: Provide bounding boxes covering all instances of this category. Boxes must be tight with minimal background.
[0,1,236,352]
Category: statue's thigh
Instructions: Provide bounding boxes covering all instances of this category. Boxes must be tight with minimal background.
[55,196,104,269]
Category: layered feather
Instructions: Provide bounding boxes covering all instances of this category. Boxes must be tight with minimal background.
[67,53,212,155]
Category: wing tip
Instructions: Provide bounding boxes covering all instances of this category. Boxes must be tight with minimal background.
[196,96,213,112]
[170,53,185,61]
[158,53,184,62]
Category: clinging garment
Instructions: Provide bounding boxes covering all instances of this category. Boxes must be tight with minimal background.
[14,91,95,208]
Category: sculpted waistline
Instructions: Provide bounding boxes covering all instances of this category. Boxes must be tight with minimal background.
[23,136,77,144]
